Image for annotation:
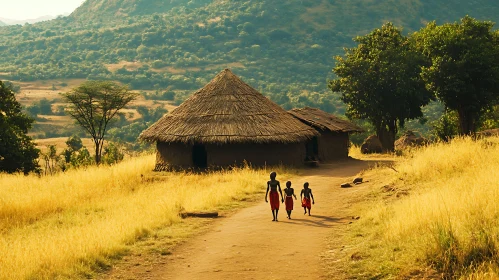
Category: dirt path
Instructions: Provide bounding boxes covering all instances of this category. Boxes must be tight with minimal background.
[105,159,376,279]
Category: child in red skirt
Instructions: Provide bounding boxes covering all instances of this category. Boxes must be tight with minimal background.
[284,181,297,219]
[300,182,315,216]
[265,171,284,222]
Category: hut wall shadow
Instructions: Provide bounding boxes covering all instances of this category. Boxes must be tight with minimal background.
[155,142,192,171]
[206,142,306,167]
[155,141,308,171]
[317,131,349,161]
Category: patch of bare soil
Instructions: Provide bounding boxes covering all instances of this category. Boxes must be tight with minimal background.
[101,159,382,280]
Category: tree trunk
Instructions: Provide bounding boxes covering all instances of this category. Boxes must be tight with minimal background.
[457,108,476,135]
[95,141,101,165]
[377,120,396,152]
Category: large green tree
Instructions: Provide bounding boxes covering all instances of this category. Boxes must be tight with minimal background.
[329,23,433,151]
[0,81,40,174]
[61,81,138,164]
[414,16,499,135]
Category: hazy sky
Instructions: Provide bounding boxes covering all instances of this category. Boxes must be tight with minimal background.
[1,0,85,20]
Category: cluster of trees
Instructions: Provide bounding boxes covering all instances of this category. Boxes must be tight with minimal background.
[25,98,66,117]
[0,81,40,174]
[330,17,499,151]
[40,135,126,175]
[0,80,141,174]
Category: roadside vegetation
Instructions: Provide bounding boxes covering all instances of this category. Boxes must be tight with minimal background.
[342,136,499,278]
[0,154,292,279]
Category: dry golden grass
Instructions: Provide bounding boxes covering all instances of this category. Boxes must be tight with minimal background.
[345,137,499,278]
[35,137,95,154]
[16,79,84,106]
[348,144,400,160]
[0,155,290,279]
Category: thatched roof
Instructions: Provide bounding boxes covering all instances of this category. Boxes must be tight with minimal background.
[140,69,318,144]
[289,107,364,133]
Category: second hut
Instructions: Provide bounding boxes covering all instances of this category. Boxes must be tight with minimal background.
[139,69,318,170]
[289,107,363,162]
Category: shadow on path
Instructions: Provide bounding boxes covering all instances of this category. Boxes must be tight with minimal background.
[281,214,346,228]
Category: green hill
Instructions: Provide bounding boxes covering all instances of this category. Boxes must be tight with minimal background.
[0,21,6,26]
[0,0,498,113]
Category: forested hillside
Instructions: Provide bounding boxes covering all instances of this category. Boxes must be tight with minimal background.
[0,0,498,113]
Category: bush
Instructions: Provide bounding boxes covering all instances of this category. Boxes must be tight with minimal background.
[431,111,459,142]
[102,142,125,165]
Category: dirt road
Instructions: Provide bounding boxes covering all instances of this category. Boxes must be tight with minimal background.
[105,159,374,280]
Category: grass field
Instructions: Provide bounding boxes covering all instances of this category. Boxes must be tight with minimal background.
[343,137,499,279]
[0,155,291,279]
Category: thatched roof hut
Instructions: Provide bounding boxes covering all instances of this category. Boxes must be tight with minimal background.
[140,69,318,170]
[289,107,363,161]
[288,107,363,133]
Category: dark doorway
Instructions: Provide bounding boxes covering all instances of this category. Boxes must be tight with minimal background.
[305,136,319,160]
[192,144,207,168]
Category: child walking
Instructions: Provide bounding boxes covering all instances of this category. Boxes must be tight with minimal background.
[265,171,284,222]
[300,182,315,216]
[284,181,297,219]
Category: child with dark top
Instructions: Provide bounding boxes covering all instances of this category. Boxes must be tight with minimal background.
[300,182,315,216]
[283,181,297,219]
[265,171,284,222]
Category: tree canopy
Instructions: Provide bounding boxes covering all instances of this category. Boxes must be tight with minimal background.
[0,81,40,174]
[329,23,433,151]
[413,16,499,135]
[61,81,138,164]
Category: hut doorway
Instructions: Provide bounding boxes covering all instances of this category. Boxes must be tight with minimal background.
[192,144,207,168]
[305,136,319,160]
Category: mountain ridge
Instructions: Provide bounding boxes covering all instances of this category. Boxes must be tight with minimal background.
[0,15,61,25]
[0,0,498,115]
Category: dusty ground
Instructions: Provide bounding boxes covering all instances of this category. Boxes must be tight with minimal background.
[102,159,382,280]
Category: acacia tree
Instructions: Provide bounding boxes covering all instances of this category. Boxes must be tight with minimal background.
[61,81,138,164]
[0,81,40,174]
[414,16,499,135]
[329,23,433,151]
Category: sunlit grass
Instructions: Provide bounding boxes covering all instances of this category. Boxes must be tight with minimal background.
[0,154,291,279]
[348,144,401,160]
[346,137,499,278]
